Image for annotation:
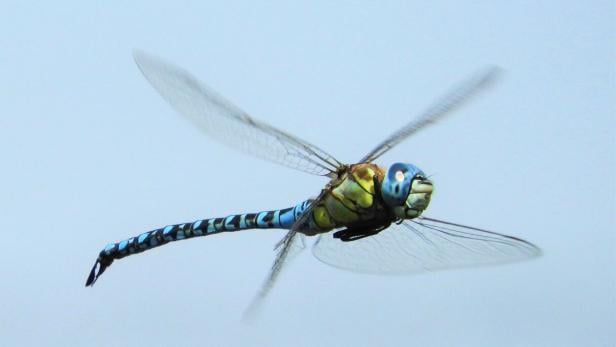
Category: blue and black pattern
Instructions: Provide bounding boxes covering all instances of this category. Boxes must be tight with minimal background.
[85,199,312,286]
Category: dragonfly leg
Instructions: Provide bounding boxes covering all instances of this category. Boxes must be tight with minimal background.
[333,223,390,242]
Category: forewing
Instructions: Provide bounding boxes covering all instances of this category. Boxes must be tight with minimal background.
[360,66,501,163]
[134,51,341,176]
[312,216,540,274]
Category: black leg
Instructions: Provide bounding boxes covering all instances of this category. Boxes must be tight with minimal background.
[333,223,389,242]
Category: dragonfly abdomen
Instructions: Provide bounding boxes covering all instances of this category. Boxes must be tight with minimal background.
[85,199,312,286]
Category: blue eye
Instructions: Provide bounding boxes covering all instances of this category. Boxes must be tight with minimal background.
[381,163,418,207]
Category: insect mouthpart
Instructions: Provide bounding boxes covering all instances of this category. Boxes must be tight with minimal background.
[404,178,433,218]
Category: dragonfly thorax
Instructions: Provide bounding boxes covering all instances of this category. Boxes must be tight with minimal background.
[381,163,433,219]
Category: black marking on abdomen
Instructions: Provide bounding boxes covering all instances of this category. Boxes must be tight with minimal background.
[244,213,257,228]
[257,210,276,228]
[85,200,313,287]
[224,214,242,230]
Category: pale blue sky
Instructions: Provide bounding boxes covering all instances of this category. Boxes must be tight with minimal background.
[0,1,613,346]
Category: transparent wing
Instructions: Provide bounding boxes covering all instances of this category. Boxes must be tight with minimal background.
[360,66,501,163]
[134,51,342,176]
[312,216,541,274]
[243,192,324,320]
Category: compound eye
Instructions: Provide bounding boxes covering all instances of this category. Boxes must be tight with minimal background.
[395,170,405,182]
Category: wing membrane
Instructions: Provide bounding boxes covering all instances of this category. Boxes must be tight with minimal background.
[134,51,341,176]
[312,216,541,274]
[360,66,501,163]
[243,192,325,320]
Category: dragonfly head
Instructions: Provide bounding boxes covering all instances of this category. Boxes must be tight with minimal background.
[381,163,433,219]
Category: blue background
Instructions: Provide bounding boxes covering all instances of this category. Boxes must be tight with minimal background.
[1,1,613,346]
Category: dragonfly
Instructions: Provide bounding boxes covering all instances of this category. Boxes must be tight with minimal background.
[85,52,541,315]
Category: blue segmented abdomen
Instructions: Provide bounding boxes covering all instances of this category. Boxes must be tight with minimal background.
[85,199,312,286]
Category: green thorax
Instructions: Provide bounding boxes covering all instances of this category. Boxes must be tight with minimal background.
[309,163,389,233]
